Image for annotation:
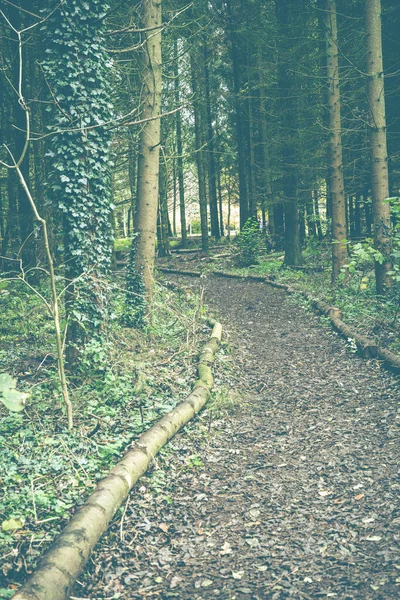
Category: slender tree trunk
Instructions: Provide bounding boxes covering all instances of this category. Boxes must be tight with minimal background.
[258,63,277,240]
[354,195,361,237]
[225,0,249,228]
[203,40,220,239]
[324,0,348,282]
[133,0,162,299]
[190,48,209,254]
[305,191,317,237]
[157,152,170,257]
[172,154,177,236]
[365,0,391,294]
[275,0,302,266]
[128,135,137,231]
[248,94,258,219]
[313,190,323,239]
[173,39,187,248]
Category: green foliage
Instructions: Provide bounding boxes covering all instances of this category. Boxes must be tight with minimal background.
[234,219,261,267]
[42,0,114,343]
[0,279,210,582]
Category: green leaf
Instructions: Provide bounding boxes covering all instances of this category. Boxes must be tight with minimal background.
[1,389,29,412]
[1,517,25,531]
[0,373,16,393]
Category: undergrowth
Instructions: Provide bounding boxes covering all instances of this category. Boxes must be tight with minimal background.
[0,274,227,593]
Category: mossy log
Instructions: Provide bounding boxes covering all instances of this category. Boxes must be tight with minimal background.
[12,323,222,600]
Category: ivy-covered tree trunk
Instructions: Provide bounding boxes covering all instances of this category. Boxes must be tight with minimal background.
[365,0,392,294]
[124,0,162,324]
[43,0,114,362]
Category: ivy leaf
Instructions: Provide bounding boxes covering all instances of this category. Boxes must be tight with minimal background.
[1,517,25,531]
[0,373,16,393]
[1,389,29,412]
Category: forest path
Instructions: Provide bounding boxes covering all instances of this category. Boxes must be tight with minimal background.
[76,276,400,600]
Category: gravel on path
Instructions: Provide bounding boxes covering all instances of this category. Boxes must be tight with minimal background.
[75,276,400,600]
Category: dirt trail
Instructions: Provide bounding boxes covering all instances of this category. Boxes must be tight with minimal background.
[75,276,400,600]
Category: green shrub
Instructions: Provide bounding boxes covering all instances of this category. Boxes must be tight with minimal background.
[234,219,261,267]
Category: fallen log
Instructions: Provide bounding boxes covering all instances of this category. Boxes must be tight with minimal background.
[12,322,222,600]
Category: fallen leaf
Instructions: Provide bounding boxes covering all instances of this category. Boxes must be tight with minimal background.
[159,523,170,533]
[354,494,364,501]
[2,517,25,531]
[232,570,245,580]
[246,537,259,547]
[366,536,382,542]
[220,541,232,555]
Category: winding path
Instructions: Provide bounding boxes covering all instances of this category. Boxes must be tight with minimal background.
[76,276,400,599]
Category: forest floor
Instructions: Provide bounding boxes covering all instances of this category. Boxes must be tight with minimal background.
[74,272,400,600]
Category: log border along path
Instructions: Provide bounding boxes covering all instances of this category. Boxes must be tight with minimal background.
[159,267,400,372]
[12,322,222,600]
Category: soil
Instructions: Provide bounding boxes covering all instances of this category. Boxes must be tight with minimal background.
[74,275,400,600]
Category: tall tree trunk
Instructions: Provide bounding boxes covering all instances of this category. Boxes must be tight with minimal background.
[324,0,348,282]
[190,48,209,254]
[365,0,392,294]
[275,0,302,266]
[128,134,137,232]
[225,0,249,228]
[157,151,170,257]
[354,195,361,237]
[313,190,324,239]
[305,191,317,237]
[172,157,177,237]
[203,40,220,239]
[133,0,162,299]
[173,39,187,248]
[248,94,258,219]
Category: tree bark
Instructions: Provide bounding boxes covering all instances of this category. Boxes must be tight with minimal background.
[173,39,187,247]
[275,0,303,266]
[190,47,209,254]
[365,0,392,294]
[203,40,220,239]
[133,0,162,299]
[324,0,348,282]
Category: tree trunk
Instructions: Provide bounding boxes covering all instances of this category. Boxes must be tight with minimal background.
[225,0,249,228]
[190,48,209,254]
[275,0,302,266]
[365,0,392,294]
[173,39,187,248]
[203,40,220,239]
[324,0,348,282]
[133,0,162,300]
[157,150,170,257]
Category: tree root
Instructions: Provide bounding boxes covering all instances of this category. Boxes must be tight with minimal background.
[12,322,222,600]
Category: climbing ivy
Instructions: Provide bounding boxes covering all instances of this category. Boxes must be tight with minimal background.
[42,0,114,349]
[122,235,147,328]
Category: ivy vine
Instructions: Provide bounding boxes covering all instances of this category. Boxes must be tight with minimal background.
[42,0,114,347]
